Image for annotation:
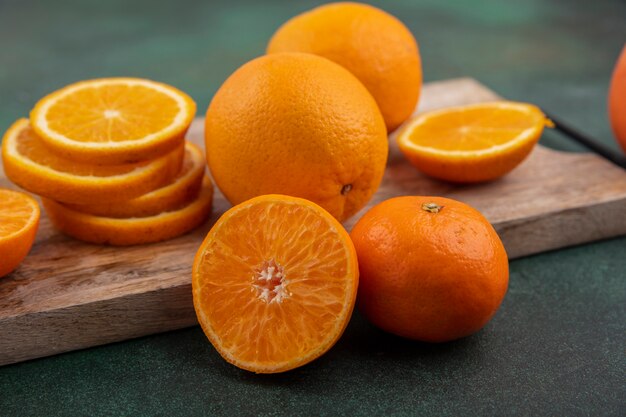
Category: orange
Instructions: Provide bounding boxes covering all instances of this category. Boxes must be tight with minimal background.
[204,53,388,222]
[2,119,184,204]
[609,45,626,152]
[42,177,213,246]
[30,77,196,164]
[65,141,205,218]
[267,2,422,132]
[0,189,40,278]
[397,101,551,183]
[192,194,359,373]
[350,196,509,342]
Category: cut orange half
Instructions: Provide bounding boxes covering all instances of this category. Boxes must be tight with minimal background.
[0,188,40,278]
[2,119,184,204]
[42,177,213,246]
[66,141,205,218]
[192,194,359,373]
[30,77,196,164]
[397,101,552,183]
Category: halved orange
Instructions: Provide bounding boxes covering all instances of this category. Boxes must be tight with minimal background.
[0,188,40,278]
[65,141,205,218]
[2,119,184,204]
[397,101,552,183]
[30,77,196,164]
[192,194,359,373]
[42,177,213,246]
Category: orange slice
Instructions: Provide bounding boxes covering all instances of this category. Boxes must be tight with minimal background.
[192,194,359,373]
[397,101,552,183]
[42,177,213,246]
[2,119,184,204]
[30,77,196,164]
[65,141,205,218]
[0,189,40,278]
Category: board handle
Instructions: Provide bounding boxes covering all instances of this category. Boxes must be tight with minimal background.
[543,111,626,170]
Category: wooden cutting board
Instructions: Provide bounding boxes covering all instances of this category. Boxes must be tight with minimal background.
[1,78,626,367]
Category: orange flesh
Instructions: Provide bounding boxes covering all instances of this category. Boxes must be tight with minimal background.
[408,106,543,151]
[45,84,181,142]
[0,189,40,278]
[193,196,357,371]
[16,125,148,175]
[0,191,36,237]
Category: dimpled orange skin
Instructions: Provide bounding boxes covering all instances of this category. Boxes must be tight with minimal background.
[267,2,422,132]
[350,196,509,342]
[204,53,388,222]
[609,45,626,153]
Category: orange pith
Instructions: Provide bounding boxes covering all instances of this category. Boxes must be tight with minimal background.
[65,141,205,218]
[2,119,184,204]
[397,101,550,183]
[30,77,196,164]
[0,189,40,278]
[192,195,358,373]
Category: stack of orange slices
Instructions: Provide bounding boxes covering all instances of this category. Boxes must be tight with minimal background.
[1,78,213,245]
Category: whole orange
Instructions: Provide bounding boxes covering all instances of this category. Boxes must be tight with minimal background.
[267,2,422,132]
[609,45,626,152]
[350,196,509,342]
[204,52,388,222]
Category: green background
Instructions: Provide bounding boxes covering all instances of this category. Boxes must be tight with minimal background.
[0,0,625,415]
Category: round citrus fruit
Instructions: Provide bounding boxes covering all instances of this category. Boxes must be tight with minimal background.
[192,194,359,373]
[267,2,421,132]
[0,188,40,278]
[204,52,388,222]
[609,45,626,153]
[30,77,196,164]
[397,101,551,183]
[350,196,509,342]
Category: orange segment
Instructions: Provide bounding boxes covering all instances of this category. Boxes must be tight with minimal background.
[2,119,184,204]
[397,101,551,183]
[42,177,213,246]
[192,194,359,373]
[65,141,205,218]
[0,189,40,278]
[30,78,196,164]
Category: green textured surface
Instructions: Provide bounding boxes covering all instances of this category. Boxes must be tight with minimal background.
[0,0,625,415]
